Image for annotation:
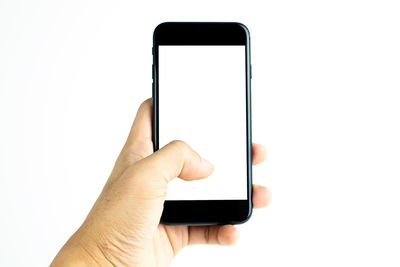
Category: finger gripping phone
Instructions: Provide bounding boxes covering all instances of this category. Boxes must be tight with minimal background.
[152,22,252,225]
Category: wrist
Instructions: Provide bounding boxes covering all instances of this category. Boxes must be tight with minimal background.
[51,228,113,267]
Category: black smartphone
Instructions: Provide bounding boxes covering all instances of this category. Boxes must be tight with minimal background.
[152,22,252,225]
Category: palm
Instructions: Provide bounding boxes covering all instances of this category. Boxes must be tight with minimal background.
[152,224,231,267]
[149,225,188,267]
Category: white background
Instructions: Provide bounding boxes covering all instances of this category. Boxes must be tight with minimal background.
[0,0,399,266]
[159,46,247,200]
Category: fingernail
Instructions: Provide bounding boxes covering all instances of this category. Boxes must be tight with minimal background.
[201,157,214,169]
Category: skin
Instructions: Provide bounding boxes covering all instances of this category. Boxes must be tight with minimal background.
[51,99,272,266]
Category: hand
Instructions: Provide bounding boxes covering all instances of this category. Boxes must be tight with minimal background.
[51,99,272,267]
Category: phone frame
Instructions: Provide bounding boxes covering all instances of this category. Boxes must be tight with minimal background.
[152,22,252,225]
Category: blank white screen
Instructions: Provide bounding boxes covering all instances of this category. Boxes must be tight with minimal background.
[159,45,247,200]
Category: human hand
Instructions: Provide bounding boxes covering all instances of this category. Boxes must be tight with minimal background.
[51,99,272,267]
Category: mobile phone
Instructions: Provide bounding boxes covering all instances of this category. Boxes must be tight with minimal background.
[152,22,252,225]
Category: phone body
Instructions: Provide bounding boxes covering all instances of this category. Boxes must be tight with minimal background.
[152,22,252,225]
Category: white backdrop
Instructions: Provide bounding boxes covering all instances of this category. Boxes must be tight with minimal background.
[1,0,399,266]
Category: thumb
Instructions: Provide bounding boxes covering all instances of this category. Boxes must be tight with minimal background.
[72,141,214,265]
[122,140,214,200]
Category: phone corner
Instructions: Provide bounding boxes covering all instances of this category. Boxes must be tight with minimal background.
[234,22,251,38]
[237,213,253,225]
[233,203,253,225]
[153,22,169,39]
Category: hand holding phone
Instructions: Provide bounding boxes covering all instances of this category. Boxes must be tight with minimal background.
[51,97,271,266]
[51,22,271,266]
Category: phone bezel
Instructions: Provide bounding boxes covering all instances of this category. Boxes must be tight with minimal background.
[152,22,252,225]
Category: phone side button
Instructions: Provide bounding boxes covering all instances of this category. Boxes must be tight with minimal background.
[250,64,252,79]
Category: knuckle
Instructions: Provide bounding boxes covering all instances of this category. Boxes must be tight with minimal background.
[204,227,210,244]
[119,138,153,163]
[169,140,189,151]
[167,140,191,173]
[140,98,152,109]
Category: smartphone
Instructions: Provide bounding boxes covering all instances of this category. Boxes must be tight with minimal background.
[152,22,252,225]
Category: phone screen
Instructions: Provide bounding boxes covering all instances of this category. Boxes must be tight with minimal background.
[159,45,247,200]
